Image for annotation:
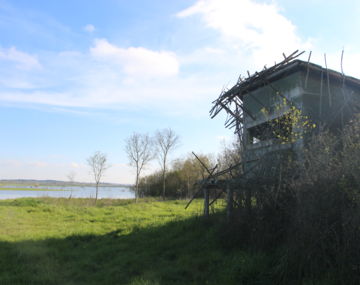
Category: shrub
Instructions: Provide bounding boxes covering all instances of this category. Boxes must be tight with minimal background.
[227,115,360,283]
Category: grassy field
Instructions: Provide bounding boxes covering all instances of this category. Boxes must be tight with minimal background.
[0,197,334,285]
[0,197,265,285]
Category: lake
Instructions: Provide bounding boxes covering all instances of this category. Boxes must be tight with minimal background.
[0,185,135,200]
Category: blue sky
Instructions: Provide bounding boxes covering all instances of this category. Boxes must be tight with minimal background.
[1,0,360,183]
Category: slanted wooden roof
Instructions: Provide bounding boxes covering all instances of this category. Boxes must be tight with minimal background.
[210,50,360,131]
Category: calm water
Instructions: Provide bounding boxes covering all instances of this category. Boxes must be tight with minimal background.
[0,185,134,200]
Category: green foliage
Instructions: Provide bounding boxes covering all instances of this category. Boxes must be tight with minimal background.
[0,194,343,285]
[260,97,316,143]
[226,114,360,284]
[0,197,273,285]
[139,153,215,199]
[139,139,242,199]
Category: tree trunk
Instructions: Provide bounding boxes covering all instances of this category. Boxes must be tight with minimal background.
[95,182,99,205]
[135,173,139,203]
[162,169,166,200]
[134,166,140,203]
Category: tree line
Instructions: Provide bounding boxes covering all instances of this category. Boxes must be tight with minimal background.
[124,128,180,201]
[86,128,184,203]
[137,137,241,199]
[85,127,241,203]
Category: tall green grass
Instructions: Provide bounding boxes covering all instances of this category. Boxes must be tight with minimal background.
[0,198,336,284]
[0,198,210,242]
[0,198,239,285]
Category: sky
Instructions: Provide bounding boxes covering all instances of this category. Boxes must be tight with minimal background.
[1,0,360,184]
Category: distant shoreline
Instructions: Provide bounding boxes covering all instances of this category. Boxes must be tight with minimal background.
[0,179,132,188]
[0,187,69,191]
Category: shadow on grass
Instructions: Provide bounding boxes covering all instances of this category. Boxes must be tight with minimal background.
[0,198,340,285]
[0,215,272,285]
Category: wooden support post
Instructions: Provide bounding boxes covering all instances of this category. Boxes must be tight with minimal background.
[226,183,233,221]
[204,187,209,218]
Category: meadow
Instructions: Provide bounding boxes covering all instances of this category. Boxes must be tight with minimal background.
[0,198,237,285]
[0,198,336,285]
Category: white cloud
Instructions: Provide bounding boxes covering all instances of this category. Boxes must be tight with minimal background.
[0,0,313,115]
[70,162,80,168]
[0,46,41,70]
[84,24,95,33]
[0,1,316,116]
[90,38,179,78]
[177,0,295,46]
[177,0,312,68]
[0,74,218,117]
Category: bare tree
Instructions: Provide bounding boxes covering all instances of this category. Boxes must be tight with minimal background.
[67,171,76,184]
[66,170,76,199]
[155,128,180,199]
[87,151,109,204]
[125,133,153,201]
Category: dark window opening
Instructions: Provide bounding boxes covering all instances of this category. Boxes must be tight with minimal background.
[248,115,293,144]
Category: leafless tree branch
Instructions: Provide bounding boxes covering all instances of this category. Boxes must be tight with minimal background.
[155,128,180,199]
[87,151,109,204]
[125,133,153,201]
